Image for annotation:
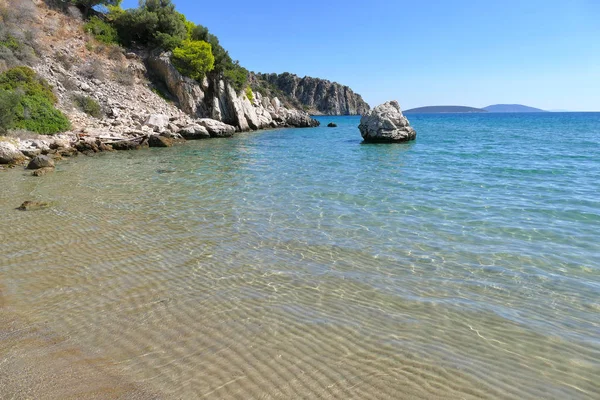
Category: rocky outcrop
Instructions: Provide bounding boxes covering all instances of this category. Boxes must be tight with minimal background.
[147,53,320,131]
[0,142,26,164]
[197,119,236,137]
[178,124,210,140]
[254,72,370,115]
[358,101,416,143]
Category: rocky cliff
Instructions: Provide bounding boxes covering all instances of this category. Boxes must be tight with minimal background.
[253,72,370,116]
[147,53,319,132]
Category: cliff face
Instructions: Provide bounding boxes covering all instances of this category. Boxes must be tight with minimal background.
[254,73,370,116]
[147,54,319,131]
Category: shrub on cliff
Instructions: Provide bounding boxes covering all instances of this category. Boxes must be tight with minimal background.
[245,86,254,103]
[172,40,214,81]
[190,24,248,92]
[0,11,39,69]
[223,62,249,93]
[84,16,119,44]
[112,64,134,86]
[0,90,21,133]
[73,94,103,118]
[113,0,187,51]
[0,67,71,134]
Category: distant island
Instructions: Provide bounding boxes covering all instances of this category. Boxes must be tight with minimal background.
[404,106,486,113]
[404,104,548,114]
[483,104,546,113]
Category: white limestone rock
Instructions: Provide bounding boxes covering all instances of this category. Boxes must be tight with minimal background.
[358,101,416,143]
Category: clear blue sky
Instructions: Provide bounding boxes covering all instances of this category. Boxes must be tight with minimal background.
[121,0,600,111]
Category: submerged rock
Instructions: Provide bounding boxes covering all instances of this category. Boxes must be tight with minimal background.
[111,139,145,151]
[27,155,55,170]
[31,167,55,177]
[17,201,51,211]
[148,135,173,147]
[327,122,337,127]
[358,101,416,143]
[75,139,113,154]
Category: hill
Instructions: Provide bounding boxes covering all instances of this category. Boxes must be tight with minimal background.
[404,106,487,113]
[253,73,370,115]
[483,104,546,113]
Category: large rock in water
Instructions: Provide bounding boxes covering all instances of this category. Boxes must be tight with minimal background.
[27,155,55,170]
[358,101,416,143]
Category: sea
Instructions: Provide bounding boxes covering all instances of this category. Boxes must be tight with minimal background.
[1,113,599,399]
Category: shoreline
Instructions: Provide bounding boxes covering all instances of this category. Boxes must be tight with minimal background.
[0,114,321,177]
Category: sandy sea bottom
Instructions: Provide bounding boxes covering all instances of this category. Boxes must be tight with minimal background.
[1,114,599,399]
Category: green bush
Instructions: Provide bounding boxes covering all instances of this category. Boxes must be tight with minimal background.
[84,16,118,44]
[0,66,56,102]
[191,24,233,74]
[0,26,38,68]
[73,94,102,118]
[190,24,249,91]
[0,35,21,51]
[0,66,70,134]
[245,86,254,103]
[223,62,249,93]
[172,40,214,81]
[0,89,21,133]
[113,0,187,51]
[13,94,71,133]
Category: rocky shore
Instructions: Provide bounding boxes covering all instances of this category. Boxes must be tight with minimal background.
[0,106,314,176]
[0,2,322,173]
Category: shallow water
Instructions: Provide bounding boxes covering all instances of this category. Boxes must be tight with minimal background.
[1,113,599,399]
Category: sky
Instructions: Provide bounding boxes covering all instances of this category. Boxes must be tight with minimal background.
[121,0,600,111]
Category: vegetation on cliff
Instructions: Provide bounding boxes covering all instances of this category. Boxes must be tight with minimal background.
[0,0,38,71]
[171,39,214,81]
[0,66,70,134]
[97,0,249,91]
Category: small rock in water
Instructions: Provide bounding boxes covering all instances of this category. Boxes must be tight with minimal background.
[148,135,173,148]
[111,140,143,151]
[31,167,55,177]
[26,155,55,170]
[327,122,337,128]
[17,201,51,211]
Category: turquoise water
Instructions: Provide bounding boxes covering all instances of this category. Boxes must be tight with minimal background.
[1,113,599,398]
